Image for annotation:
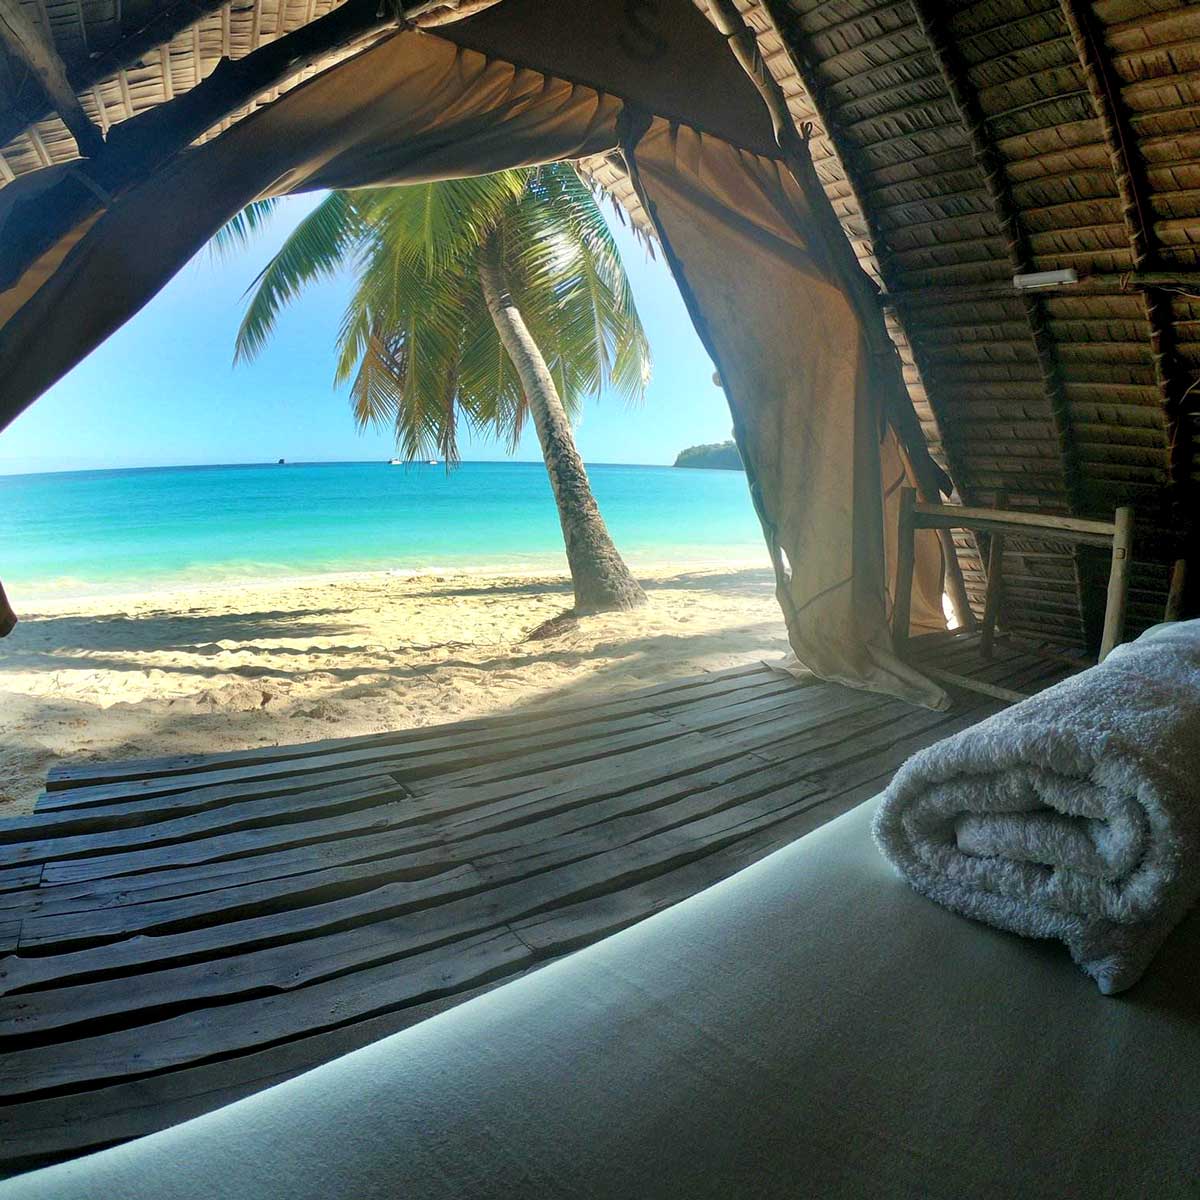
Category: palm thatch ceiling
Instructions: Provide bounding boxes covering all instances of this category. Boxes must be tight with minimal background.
[2,0,1197,651]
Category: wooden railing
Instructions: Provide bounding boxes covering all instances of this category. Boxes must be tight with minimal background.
[893,489,1134,697]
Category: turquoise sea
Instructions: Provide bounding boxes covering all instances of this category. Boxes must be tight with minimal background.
[0,461,768,598]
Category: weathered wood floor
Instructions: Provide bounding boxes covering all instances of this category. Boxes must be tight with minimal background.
[0,632,1077,1174]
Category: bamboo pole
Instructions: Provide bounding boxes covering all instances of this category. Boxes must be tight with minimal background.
[1099,506,1134,660]
[893,487,917,653]
[921,666,1028,705]
[1165,558,1187,623]
[913,502,1117,543]
[884,271,1200,306]
[979,534,1004,660]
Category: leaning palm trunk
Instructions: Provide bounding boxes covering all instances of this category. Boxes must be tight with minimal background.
[478,237,646,614]
[226,169,654,615]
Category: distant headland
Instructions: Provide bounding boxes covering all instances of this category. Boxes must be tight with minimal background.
[673,441,743,471]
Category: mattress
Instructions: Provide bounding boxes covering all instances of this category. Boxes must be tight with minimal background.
[5,798,1199,1199]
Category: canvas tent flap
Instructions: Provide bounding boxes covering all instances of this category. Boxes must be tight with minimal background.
[625,119,949,709]
[0,30,625,418]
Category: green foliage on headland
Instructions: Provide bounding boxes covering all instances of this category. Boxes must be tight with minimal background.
[673,441,743,470]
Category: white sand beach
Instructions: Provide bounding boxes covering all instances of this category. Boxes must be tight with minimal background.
[0,565,790,815]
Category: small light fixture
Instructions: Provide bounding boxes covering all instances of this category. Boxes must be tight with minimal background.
[1012,268,1078,291]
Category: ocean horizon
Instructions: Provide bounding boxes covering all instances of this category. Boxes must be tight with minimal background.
[1,459,769,600]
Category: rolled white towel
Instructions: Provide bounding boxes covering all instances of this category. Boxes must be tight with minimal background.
[874,619,1200,994]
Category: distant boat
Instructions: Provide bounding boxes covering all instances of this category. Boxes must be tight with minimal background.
[427,459,439,466]
[277,458,286,465]
[388,458,402,465]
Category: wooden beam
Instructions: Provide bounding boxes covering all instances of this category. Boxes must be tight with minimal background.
[0,0,104,157]
[0,2,373,286]
[921,666,1028,704]
[908,1,1084,512]
[912,501,1118,545]
[0,0,490,151]
[0,0,226,149]
[758,0,976,632]
[703,0,954,522]
[884,270,1200,307]
[1058,0,1191,530]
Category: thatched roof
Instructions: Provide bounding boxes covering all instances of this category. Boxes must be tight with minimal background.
[1,0,1197,652]
[730,0,1200,652]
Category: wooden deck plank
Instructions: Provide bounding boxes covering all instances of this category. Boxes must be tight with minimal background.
[0,649,1083,1171]
[1,763,409,842]
[420,682,869,796]
[15,752,799,932]
[31,699,813,889]
[34,707,673,812]
[34,799,413,887]
[0,865,42,895]
[31,714,791,890]
[0,785,838,1094]
[6,776,407,869]
[0,966,552,1172]
[43,665,783,791]
[3,759,820,996]
[1,928,534,1100]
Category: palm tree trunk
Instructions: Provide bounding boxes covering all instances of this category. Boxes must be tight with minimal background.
[477,235,646,614]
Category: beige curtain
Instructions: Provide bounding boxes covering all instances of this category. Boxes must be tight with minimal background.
[625,119,948,708]
[0,34,946,707]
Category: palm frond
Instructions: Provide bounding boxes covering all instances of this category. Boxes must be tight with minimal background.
[506,163,651,412]
[340,252,477,461]
[231,163,649,461]
[234,191,365,364]
[209,198,281,260]
[355,172,528,278]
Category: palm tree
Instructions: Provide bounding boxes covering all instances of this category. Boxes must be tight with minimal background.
[221,166,650,614]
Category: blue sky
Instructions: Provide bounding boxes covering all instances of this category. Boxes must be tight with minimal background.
[0,193,733,476]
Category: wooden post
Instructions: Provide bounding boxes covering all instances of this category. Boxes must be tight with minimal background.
[893,487,916,654]
[0,0,105,158]
[0,579,16,638]
[1165,558,1187,623]
[1099,506,1134,660]
[939,528,976,632]
[980,534,1005,660]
